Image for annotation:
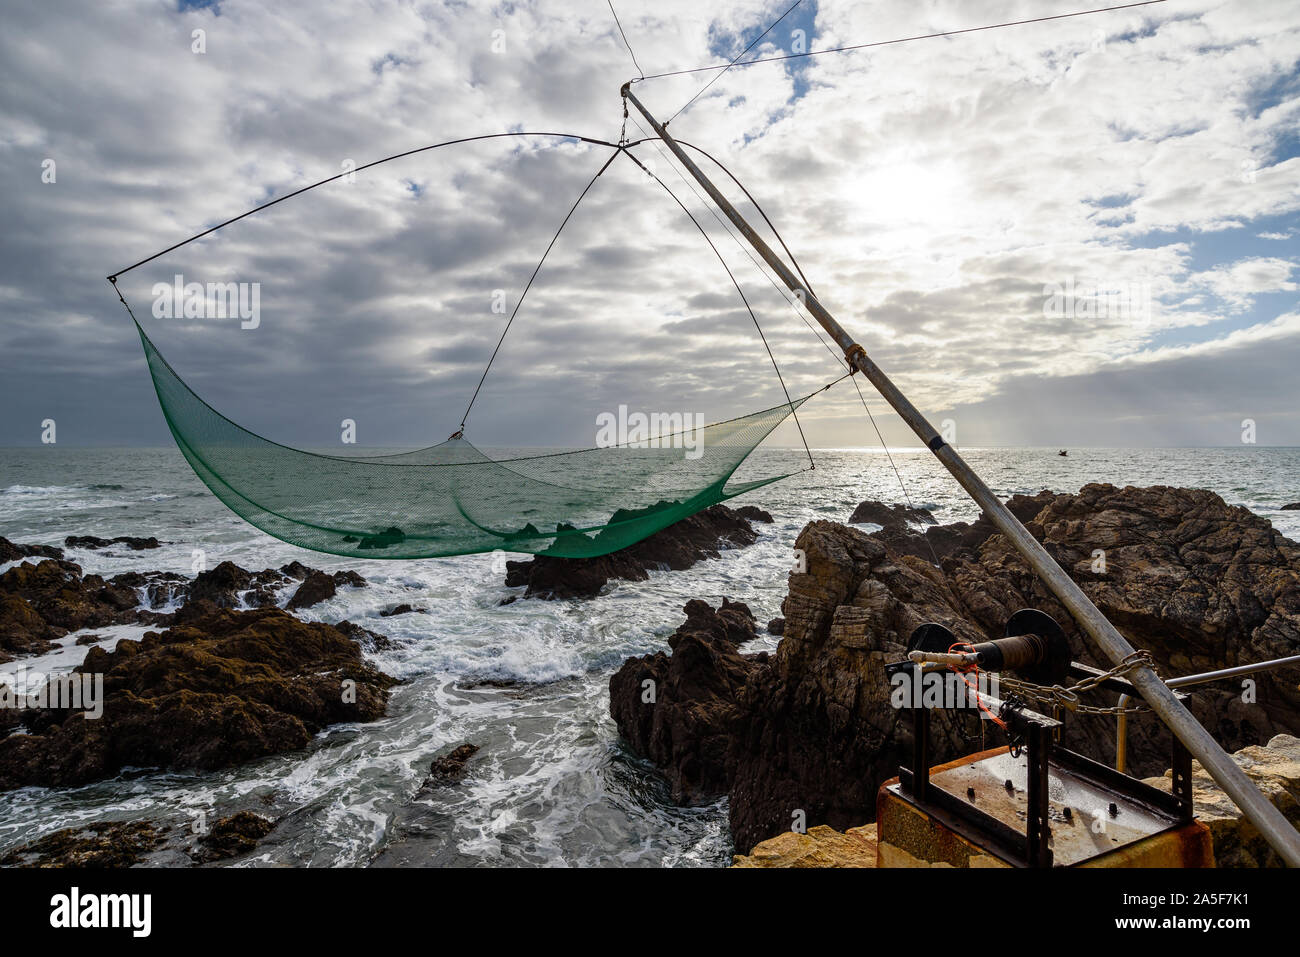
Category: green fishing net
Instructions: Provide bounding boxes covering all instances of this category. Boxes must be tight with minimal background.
[134,319,808,560]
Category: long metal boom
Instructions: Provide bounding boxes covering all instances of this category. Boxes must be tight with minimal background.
[621,83,1300,866]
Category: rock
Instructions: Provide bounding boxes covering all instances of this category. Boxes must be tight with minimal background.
[0,820,161,867]
[287,570,337,610]
[1282,503,1300,511]
[731,823,878,868]
[0,594,66,661]
[333,619,393,653]
[186,561,284,609]
[505,504,767,600]
[724,520,986,852]
[74,633,106,646]
[609,599,766,804]
[871,490,1056,562]
[333,570,366,588]
[423,743,480,787]
[64,535,163,551]
[380,603,426,617]
[848,500,936,528]
[194,811,276,863]
[358,527,406,549]
[0,537,63,563]
[734,505,774,524]
[610,484,1300,855]
[285,569,367,610]
[1144,733,1300,868]
[109,570,189,610]
[0,559,162,661]
[0,604,397,790]
[767,617,785,636]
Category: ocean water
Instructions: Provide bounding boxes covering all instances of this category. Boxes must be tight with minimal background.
[1,444,1298,867]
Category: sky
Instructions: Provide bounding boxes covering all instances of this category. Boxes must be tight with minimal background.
[1,0,1298,449]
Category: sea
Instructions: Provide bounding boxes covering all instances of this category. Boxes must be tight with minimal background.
[1,445,1298,866]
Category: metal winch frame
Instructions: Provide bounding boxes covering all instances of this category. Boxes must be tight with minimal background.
[884,610,1195,867]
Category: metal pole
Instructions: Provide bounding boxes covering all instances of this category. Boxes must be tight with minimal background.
[621,84,1300,866]
[1116,653,1300,772]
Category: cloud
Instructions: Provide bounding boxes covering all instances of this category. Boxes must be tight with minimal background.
[1190,256,1297,312]
[0,0,1297,449]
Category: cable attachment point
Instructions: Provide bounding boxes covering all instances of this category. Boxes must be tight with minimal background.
[449,429,464,441]
[844,343,867,372]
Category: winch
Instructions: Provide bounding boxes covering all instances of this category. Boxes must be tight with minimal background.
[878,609,1213,868]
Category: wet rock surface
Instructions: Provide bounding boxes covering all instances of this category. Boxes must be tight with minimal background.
[848,500,935,528]
[0,559,170,661]
[610,484,1300,854]
[504,504,771,600]
[286,569,367,610]
[193,811,277,863]
[0,810,280,867]
[422,743,481,788]
[185,561,289,609]
[0,602,396,790]
[380,603,427,617]
[610,598,767,805]
[0,820,163,867]
[0,537,64,563]
[0,555,371,663]
[64,535,163,551]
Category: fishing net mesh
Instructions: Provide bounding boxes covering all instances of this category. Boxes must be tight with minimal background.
[135,320,806,560]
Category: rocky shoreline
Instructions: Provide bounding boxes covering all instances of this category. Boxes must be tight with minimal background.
[609,484,1300,859]
[5,483,1298,867]
[0,502,775,865]
[503,503,772,599]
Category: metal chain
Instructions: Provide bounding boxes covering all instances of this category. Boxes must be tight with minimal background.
[994,650,1159,716]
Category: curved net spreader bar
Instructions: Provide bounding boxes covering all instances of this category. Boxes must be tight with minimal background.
[112,131,835,560]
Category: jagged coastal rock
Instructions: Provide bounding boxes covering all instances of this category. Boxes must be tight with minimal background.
[0,810,280,867]
[848,501,935,528]
[505,503,773,600]
[610,484,1300,855]
[422,743,481,788]
[193,811,277,863]
[0,553,369,662]
[0,558,169,662]
[64,535,163,551]
[0,602,396,790]
[0,820,163,868]
[610,598,765,804]
[0,536,64,563]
